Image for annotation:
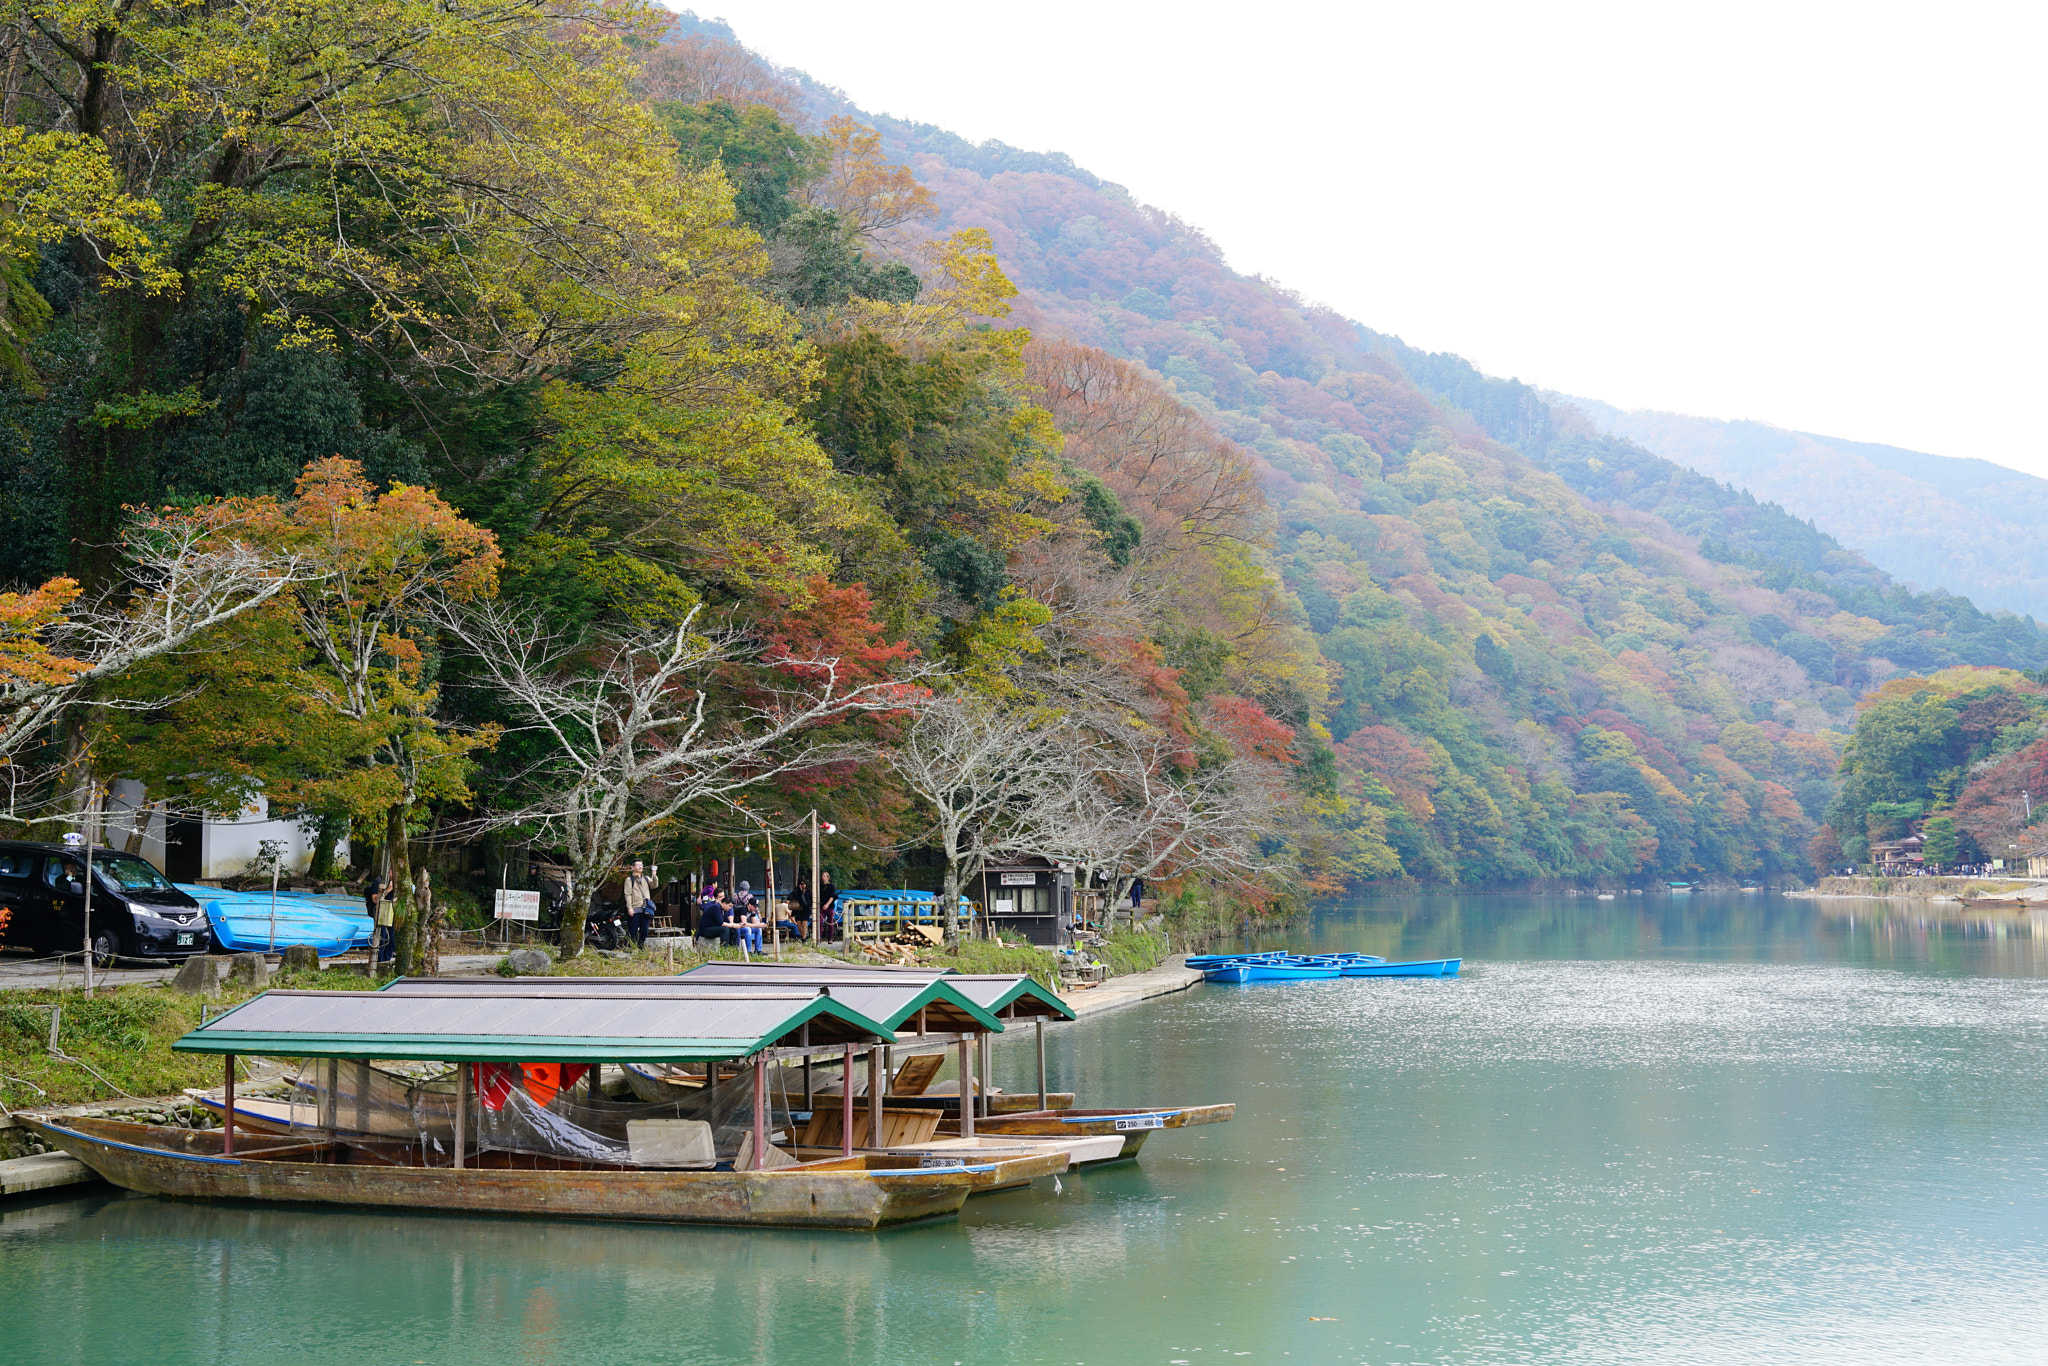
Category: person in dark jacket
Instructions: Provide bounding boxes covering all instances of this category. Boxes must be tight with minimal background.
[787,879,813,940]
[696,885,729,947]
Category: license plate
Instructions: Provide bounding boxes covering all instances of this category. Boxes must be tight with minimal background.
[176,933,196,946]
[1114,1115,1165,1131]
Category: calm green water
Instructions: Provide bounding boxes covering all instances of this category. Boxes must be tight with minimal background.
[7,893,2048,1365]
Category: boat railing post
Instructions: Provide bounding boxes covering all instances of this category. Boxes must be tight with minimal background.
[355,1059,370,1133]
[868,1046,882,1149]
[1035,1017,1047,1110]
[321,1057,338,1135]
[454,1059,468,1169]
[840,1042,854,1157]
[751,1055,767,1171]
[977,1033,991,1120]
[958,1034,974,1139]
[222,1054,236,1156]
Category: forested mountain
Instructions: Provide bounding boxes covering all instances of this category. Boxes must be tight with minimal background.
[6,2,2036,918]
[646,18,2048,887]
[1560,398,2048,620]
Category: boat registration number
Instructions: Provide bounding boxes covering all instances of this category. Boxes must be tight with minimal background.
[176,933,196,946]
[918,1157,969,1169]
[1114,1115,1165,1131]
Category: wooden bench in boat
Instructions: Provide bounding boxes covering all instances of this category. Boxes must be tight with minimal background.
[798,1099,942,1148]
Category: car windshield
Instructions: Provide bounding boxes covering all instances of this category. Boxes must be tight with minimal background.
[93,855,178,893]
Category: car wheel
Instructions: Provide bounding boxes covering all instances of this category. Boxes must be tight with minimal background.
[90,930,119,969]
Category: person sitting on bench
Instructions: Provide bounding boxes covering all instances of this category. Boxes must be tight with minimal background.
[696,886,729,948]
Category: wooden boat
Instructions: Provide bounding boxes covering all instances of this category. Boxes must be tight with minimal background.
[20,1114,1062,1230]
[1202,964,1252,983]
[1959,895,2046,909]
[947,1103,1236,1159]
[1339,957,1461,977]
[792,1133,1126,1181]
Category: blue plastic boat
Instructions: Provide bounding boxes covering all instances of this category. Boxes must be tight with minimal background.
[1339,957,1462,978]
[1242,962,1342,981]
[1201,964,1252,983]
[181,884,373,956]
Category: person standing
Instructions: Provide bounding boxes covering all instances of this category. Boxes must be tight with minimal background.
[787,877,812,940]
[623,859,655,948]
[819,872,838,941]
[363,872,396,967]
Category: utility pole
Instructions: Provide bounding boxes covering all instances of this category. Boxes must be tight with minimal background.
[78,786,102,998]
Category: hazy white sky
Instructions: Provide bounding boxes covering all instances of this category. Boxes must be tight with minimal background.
[679,1,2047,475]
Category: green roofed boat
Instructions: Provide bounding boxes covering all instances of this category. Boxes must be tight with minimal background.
[20,979,1063,1229]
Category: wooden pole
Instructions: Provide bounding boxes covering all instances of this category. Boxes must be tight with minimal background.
[454,1062,468,1170]
[321,1058,338,1134]
[222,1054,236,1156]
[978,1032,992,1120]
[355,1059,370,1132]
[840,1042,854,1157]
[868,1046,882,1150]
[751,1056,768,1171]
[767,828,780,960]
[1036,1017,1048,1111]
[958,1035,974,1139]
[811,814,821,946]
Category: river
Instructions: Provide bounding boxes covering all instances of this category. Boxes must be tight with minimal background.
[5,892,2048,1364]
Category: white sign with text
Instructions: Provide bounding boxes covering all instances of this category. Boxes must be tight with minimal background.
[494,889,542,921]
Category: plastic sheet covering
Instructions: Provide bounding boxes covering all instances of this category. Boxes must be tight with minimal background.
[289,1057,799,1167]
[287,1059,456,1158]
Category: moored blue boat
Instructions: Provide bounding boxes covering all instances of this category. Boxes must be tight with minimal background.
[1339,957,1461,978]
[1201,964,1252,983]
[1242,962,1341,981]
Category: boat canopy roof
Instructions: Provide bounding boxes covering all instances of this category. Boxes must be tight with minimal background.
[171,984,891,1063]
[406,972,1008,1036]
[675,962,1076,1022]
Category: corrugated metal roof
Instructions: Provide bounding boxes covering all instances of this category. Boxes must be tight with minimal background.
[389,974,1005,1035]
[674,962,1076,1021]
[171,986,889,1063]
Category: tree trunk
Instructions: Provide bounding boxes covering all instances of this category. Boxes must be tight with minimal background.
[122,799,159,855]
[558,869,591,960]
[416,866,439,977]
[387,802,418,975]
[310,812,347,881]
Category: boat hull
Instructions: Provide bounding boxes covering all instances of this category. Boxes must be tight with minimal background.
[1202,965,1251,983]
[1242,964,1339,980]
[952,1103,1235,1157]
[22,1116,1038,1230]
[1339,958,1461,977]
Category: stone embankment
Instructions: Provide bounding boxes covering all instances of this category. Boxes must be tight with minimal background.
[1795,875,2040,902]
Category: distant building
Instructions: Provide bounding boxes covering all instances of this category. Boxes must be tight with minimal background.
[105,781,339,881]
[973,855,1074,947]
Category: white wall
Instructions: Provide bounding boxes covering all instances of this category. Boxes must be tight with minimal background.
[106,781,345,879]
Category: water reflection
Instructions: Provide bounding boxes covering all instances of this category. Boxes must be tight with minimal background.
[6,894,2048,1365]
[1222,891,2048,977]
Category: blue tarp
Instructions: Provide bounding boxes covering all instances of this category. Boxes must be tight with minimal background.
[179,884,373,956]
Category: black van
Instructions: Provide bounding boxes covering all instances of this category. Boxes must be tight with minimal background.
[0,841,208,966]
